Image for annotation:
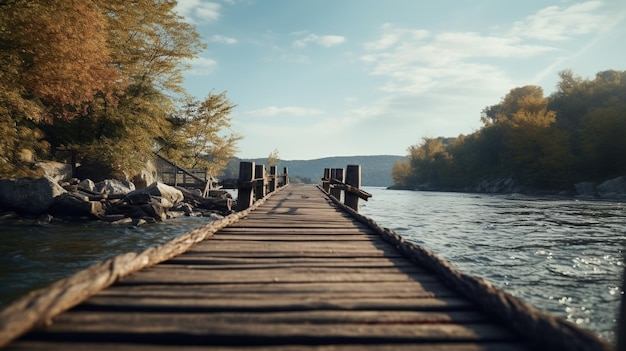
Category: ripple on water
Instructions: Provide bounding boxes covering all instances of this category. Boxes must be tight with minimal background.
[359,187,626,343]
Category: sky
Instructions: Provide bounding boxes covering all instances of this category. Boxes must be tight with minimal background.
[174,0,626,160]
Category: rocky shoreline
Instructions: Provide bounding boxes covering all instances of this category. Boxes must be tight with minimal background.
[388,175,626,199]
[0,176,234,226]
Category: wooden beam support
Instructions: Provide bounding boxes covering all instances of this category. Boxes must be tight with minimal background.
[330,168,343,200]
[254,164,266,201]
[344,165,361,211]
[237,162,255,211]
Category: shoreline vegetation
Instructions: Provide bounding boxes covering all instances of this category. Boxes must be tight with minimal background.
[391,70,626,198]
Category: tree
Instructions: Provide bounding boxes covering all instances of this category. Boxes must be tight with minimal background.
[161,92,241,177]
[580,103,626,178]
[267,149,280,167]
[0,0,122,176]
[40,0,206,178]
[391,159,412,187]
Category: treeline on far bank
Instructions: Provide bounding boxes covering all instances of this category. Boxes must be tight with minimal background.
[392,69,626,192]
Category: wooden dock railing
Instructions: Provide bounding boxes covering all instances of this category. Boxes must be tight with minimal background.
[321,164,372,211]
[236,161,288,211]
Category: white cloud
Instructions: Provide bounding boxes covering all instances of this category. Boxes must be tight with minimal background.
[184,57,217,75]
[364,24,429,51]
[358,1,618,99]
[245,106,325,117]
[510,1,608,41]
[293,34,346,48]
[210,35,238,44]
[175,0,221,24]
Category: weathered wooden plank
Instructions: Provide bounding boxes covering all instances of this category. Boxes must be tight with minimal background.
[23,323,519,344]
[52,310,493,325]
[151,264,428,274]
[227,221,369,229]
[210,234,377,241]
[7,341,532,351]
[178,251,405,259]
[189,240,394,253]
[107,280,454,296]
[218,227,368,234]
[94,288,457,301]
[117,269,442,284]
[163,256,417,268]
[70,296,474,312]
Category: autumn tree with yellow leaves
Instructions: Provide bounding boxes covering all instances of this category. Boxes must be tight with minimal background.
[0,0,240,179]
[392,70,626,190]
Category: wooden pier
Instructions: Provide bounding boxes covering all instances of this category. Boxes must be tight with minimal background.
[0,165,613,350]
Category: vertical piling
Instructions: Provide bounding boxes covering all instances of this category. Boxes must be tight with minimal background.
[345,165,361,211]
[283,167,289,186]
[330,168,344,200]
[269,166,277,193]
[322,168,331,193]
[237,161,255,211]
[254,164,266,201]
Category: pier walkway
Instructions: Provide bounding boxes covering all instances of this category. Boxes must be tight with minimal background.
[2,184,611,350]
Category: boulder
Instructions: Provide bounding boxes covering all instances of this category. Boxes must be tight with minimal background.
[0,176,66,214]
[96,179,135,195]
[596,176,626,199]
[128,182,183,206]
[78,179,96,193]
[574,182,596,197]
[49,193,105,219]
[35,161,73,182]
[140,199,167,221]
[171,202,194,215]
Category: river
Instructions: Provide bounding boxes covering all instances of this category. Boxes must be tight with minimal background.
[359,187,625,343]
[0,187,624,343]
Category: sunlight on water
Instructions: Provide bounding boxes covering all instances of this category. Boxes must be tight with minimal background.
[360,187,625,343]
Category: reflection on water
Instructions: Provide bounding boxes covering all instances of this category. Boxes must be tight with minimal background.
[0,217,211,307]
[360,187,625,343]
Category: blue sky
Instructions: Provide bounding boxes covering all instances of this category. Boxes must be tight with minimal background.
[174,0,626,160]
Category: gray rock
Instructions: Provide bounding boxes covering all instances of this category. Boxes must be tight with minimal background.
[574,182,596,197]
[78,179,96,193]
[127,182,183,206]
[35,161,73,182]
[140,200,167,221]
[49,193,105,218]
[96,179,135,195]
[0,176,67,214]
[597,176,626,199]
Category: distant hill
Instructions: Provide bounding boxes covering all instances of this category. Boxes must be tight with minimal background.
[222,155,407,187]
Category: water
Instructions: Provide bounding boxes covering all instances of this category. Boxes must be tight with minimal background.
[0,216,212,307]
[1,188,624,343]
[359,187,625,343]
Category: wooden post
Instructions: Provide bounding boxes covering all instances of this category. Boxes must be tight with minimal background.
[254,164,266,201]
[322,168,331,193]
[70,150,77,178]
[344,165,361,211]
[283,167,289,186]
[269,166,277,193]
[236,161,254,211]
[618,257,626,351]
[330,168,343,200]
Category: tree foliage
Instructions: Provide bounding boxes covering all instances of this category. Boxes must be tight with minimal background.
[0,0,121,176]
[159,92,241,176]
[0,0,241,179]
[267,149,280,167]
[393,70,626,190]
